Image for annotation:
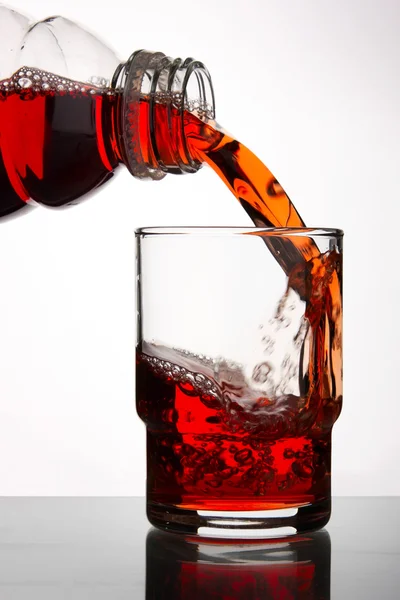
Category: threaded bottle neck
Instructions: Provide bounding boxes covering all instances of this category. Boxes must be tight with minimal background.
[113,50,215,180]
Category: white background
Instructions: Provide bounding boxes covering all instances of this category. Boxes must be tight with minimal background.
[0,0,398,496]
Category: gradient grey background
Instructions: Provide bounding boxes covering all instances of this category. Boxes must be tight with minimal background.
[0,0,398,495]
[0,498,399,598]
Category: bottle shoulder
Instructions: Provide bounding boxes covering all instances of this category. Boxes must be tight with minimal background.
[0,8,120,87]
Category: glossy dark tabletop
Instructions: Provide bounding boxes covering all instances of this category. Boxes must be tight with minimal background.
[0,497,398,598]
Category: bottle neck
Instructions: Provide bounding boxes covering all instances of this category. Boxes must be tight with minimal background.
[113,50,215,180]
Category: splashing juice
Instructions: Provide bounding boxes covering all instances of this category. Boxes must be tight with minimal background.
[0,66,342,518]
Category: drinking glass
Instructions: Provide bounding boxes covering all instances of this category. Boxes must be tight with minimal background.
[136,227,343,537]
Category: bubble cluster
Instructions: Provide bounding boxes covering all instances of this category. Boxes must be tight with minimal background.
[173,347,216,368]
[262,335,275,355]
[256,284,312,397]
[147,90,215,121]
[152,429,323,499]
[140,346,311,441]
[0,67,114,97]
[140,352,220,400]
[169,434,278,496]
[293,316,309,350]
[87,75,110,88]
[252,361,273,384]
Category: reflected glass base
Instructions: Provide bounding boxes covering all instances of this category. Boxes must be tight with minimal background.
[146,527,332,599]
[147,497,331,538]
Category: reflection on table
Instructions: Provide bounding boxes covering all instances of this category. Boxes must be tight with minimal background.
[146,528,331,599]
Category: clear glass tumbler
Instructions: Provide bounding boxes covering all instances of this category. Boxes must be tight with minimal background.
[136,227,343,537]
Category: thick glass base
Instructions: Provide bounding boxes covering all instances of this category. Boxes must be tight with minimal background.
[147,497,331,538]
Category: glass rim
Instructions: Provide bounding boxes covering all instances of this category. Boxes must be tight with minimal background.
[135,226,344,238]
